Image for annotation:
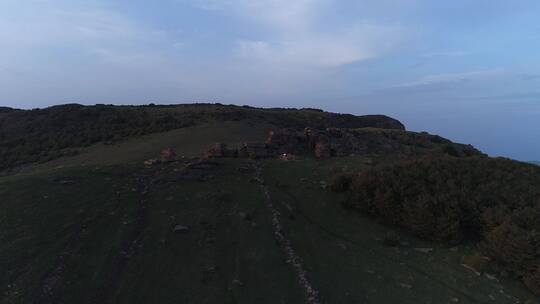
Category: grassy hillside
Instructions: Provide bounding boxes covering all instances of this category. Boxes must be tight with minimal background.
[1,157,536,303]
[14,121,270,175]
[1,104,538,302]
[0,103,404,171]
[334,156,540,296]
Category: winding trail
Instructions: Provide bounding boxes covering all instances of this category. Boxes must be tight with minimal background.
[254,163,321,304]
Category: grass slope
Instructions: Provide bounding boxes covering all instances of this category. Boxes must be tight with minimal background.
[1,107,537,303]
[0,157,536,303]
[0,103,404,171]
[14,121,270,175]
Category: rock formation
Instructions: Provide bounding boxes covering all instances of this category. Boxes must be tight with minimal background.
[161,147,177,162]
[205,127,483,160]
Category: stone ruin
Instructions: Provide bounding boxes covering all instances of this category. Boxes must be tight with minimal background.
[161,147,177,162]
[144,147,178,166]
[205,127,481,160]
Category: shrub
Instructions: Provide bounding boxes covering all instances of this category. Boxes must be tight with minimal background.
[342,155,540,295]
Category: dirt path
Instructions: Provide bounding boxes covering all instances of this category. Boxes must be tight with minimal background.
[254,163,321,304]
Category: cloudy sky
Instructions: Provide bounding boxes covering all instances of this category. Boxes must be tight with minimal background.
[1,0,539,160]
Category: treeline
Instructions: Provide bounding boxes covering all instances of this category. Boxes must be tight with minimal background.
[331,156,540,295]
[0,103,404,170]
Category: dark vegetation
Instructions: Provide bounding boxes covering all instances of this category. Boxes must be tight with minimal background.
[1,102,538,300]
[332,156,540,295]
[0,103,403,171]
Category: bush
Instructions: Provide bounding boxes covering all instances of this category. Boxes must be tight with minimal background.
[342,155,540,295]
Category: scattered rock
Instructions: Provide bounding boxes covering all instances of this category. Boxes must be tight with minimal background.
[173,225,190,233]
[461,264,481,276]
[399,283,413,289]
[485,273,498,282]
[143,159,160,166]
[414,247,433,254]
[461,254,489,276]
[250,177,265,185]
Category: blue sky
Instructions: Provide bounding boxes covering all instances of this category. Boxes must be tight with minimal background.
[1,0,539,160]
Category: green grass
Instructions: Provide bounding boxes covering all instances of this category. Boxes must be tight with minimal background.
[0,157,536,303]
[0,165,140,303]
[11,121,270,176]
[260,158,536,303]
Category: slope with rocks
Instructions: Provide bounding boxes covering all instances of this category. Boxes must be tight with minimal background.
[0,105,538,303]
[0,103,403,171]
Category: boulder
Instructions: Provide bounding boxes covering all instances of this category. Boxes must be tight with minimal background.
[144,159,160,166]
[314,135,331,159]
[173,225,190,233]
[206,143,229,158]
[161,148,177,162]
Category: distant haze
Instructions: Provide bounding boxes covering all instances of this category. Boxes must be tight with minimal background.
[1,0,539,161]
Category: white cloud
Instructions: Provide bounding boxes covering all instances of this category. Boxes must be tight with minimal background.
[236,24,401,68]
[0,9,140,47]
[192,0,406,68]
[0,4,177,74]
[398,69,506,87]
[192,0,322,30]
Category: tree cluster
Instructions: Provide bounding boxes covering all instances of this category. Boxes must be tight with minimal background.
[333,156,540,295]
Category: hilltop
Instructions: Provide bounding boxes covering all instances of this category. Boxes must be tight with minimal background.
[0,103,403,172]
[0,103,538,303]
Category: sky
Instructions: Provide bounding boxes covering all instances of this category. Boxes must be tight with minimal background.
[0,0,539,161]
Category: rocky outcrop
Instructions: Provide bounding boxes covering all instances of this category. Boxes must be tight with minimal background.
[161,148,177,162]
[205,127,483,160]
[206,143,237,158]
